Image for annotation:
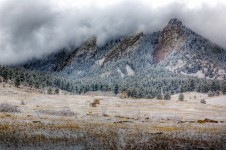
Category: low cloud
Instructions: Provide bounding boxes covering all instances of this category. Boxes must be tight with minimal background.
[0,0,226,64]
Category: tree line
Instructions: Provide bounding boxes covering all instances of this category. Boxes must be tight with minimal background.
[1,65,226,99]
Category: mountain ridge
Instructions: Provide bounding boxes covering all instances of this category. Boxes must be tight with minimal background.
[2,18,226,99]
[22,18,226,80]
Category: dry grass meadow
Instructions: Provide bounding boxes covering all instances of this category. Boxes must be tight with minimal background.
[0,83,226,149]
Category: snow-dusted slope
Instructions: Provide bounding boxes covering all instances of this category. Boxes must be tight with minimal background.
[21,18,226,80]
[157,19,226,79]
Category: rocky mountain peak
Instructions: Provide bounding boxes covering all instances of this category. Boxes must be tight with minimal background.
[168,18,183,27]
[54,37,97,71]
[153,18,188,63]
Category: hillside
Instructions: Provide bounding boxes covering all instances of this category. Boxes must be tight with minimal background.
[0,19,223,99]
[22,18,226,80]
[3,18,223,98]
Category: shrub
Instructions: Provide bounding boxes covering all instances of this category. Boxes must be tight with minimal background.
[90,99,100,107]
[200,99,206,104]
[178,93,184,101]
[55,89,60,95]
[21,100,26,105]
[119,91,128,99]
[215,91,220,96]
[156,94,163,100]
[164,93,171,100]
[47,88,52,94]
[208,91,214,97]
[37,109,75,116]
[0,103,21,113]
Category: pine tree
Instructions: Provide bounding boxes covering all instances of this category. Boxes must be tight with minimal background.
[48,88,52,94]
[34,81,40,89]
[164,93,171,100]
[222,84,226,95]
[211,82,218,92]
[55,89,60,95]
[2,70,8,82]
[114,84,119,95]
[178,93,184,101]
[15,76,21,88]
[157,94,163,100]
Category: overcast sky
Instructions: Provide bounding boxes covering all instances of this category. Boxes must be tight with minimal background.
[0,0,226,65]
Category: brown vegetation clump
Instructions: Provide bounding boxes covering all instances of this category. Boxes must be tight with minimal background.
[197,118,218,124]
[119,91,128,99]
[90,98,100,107]
[0,103,21,113]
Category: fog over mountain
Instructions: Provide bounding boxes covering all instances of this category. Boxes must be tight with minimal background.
[0,0,226,64]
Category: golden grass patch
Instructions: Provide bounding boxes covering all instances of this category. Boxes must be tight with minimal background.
[153,126,180,132]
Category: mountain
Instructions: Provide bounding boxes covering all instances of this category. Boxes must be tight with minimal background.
[22,18,226,80]
[16,18,226,98]
[155,19,226,80]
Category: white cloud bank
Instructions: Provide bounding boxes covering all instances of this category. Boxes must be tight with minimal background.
[0,0,226,64]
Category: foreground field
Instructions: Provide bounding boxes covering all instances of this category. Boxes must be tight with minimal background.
[0,84,226,149]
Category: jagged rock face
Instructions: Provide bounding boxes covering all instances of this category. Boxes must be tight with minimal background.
[21,18,226,80]
[54,37,97,71]
[154,19,189,63]
[102,32,143,65]
[23,50,69,71]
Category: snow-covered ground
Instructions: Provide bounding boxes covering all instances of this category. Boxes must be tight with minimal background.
[0,84,226,121]
[171,92,226,106]
[206,96,226,106]
[0,84,226,149]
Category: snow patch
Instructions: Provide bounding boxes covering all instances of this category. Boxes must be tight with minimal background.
[194,70,206,78]
[117,68,125,78]
[77,71,84,74]
[166,59,186,72]
[100,72,110,78]
[218,69,225,75]
[96,57,105,65]
[181,70,205,78]
[206,96,226,107]
[216,69,226,80]
[126,65,135,76]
